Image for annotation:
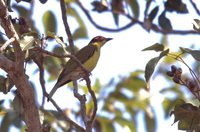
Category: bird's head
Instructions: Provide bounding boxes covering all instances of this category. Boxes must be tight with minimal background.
[89,36,112,47]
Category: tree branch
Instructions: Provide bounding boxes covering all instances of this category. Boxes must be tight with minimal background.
[60,0,89,127]
[0,37,15,52]
[60,1,95,131]
[32,47,90,73]
[60,0,75,54]
[48,97,85,132]
[85,77,97,131]
[75,0,136,32]
[0,54,14,72]
[0,1,41,131]
[76,0,200,35]
[189,0,200,16]
[31,47,86,131]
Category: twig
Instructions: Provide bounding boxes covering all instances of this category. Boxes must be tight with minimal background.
[60,0,75,54]
[189,0,200,16]
[73,81,88,126]
[48,96,85,132]
[0,37,15,52]
[32,51,46,108]
[75,0,200,35]
[32,47,90,74]
[60,0,92,131]
[32,49,85,131]
[85,76,97,131]
[75,0,136,32]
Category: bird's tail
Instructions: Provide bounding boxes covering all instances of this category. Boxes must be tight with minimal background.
[47,85,59,101]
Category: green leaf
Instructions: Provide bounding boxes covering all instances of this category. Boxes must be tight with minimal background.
[145,57,160,90]
[145,49,169,89]
[19,32,39,51]
[47,32,69,54]
[125,0,139,18]
[97,116,115,132]
[164,0,188,13]
[193,19,200,32]
[109,91,129,102]
[193,19,200,28]
[159,48,169,57]
[13,5,29,18]
[111,0,124,26]
[112,13,119,26]
[67,7,88,40]
[171,102,200,130]
[0,113,11,132]
[158,11,172,31]
[47,32,67,48]
[115,117,136,132]
[73,27,87,40]
[0,111,20,132]
[148,6,159,22]
[162,98,173,118]
[92,78,101,93]
[44,56,62,81]
[189,50,200,61]
[142,43,164,52]
[43,11,57,34]
[180,47,200,61]
[116,71,145,93]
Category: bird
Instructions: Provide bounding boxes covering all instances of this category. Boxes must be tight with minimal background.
[47,36,112,101]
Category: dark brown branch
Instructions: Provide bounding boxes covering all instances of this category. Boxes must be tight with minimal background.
[32,47,90,73]
[32,50,85,131]
[76,0,200,35]
[33,47,93,129]
[47,94,86,131]
[75,0,136,32]
[32,52,46,108]
[60,0,75,54]
[0,1,41,131]
[85,77,97,131]
[60,1,95,131]
[189,0,200,16]
[0,54,14,72]
[73,81,88,126]
[0,0,24,70]
[0,37,15,52]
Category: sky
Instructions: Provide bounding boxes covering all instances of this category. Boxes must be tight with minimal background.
[1,0,200,132]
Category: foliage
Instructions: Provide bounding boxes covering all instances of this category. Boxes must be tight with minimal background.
[143,24,200,131]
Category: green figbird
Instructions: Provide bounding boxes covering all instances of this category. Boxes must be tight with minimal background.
[48,36,112,101]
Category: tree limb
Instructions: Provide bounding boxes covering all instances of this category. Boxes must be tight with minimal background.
[76,0,200,35]
[60,1,95,131]
[0,1,41,131]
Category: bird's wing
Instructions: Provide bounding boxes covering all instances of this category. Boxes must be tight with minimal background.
[57,44,97,83]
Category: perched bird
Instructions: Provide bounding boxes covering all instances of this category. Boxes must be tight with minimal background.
[48,36,112,101]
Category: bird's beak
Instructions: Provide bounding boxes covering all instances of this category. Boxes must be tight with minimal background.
[106,38,113,42]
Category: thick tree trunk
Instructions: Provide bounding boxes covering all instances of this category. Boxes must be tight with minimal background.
[0,0,42,131]
[10,72,42,132]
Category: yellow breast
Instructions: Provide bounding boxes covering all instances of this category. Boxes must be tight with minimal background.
[83,46,100,71]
